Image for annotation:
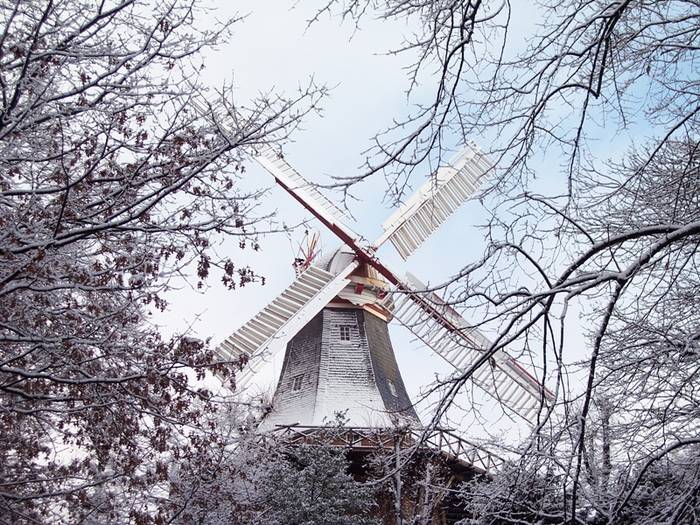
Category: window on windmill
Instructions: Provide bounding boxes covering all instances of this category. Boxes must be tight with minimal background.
[291,374,304,391]
[339,325,352,341]
[388,380,398,397]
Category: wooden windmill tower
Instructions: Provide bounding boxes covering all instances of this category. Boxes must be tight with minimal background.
[213,143,553,446]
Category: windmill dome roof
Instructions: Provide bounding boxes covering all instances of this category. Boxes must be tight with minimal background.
[316,246,355,275]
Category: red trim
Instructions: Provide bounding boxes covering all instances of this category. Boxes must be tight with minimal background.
[274,176,402,285]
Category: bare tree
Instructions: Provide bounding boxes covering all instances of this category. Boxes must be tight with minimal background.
[312,1,700,522]
[316,0,698,195]
[0,1,324,522]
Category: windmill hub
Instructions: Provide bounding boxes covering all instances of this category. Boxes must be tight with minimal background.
[321,247,394,322]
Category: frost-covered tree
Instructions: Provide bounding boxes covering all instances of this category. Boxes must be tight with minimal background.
[452,139,700,524]
[0,1,323,522]
[166,430,377,525]
[313,0,699,522]
[252,444,377,525]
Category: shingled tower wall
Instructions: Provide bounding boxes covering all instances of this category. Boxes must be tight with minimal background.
[258,307,420,430]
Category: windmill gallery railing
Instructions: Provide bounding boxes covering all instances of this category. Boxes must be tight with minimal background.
[267,424,506,475]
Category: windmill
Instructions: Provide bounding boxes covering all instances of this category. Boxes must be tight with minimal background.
[211,141,553,442]
[193,90,551,472]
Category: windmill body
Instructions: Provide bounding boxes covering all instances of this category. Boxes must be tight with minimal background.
[258,249,420,431]
[257,305,419,430]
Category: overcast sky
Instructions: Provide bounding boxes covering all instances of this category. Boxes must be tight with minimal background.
[155,1,579,444]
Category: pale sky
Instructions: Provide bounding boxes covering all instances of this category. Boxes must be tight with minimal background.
[156,1,584,445]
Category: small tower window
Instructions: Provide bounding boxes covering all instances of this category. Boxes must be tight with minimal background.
[339,325,352,341]
[388,380,398,397]
[291,374,304,391]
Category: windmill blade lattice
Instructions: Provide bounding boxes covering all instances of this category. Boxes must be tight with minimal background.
[255,147,354,230]
[189,97,353,232]
[376,144,492,259]
[216,262,358,391]
[385,273,552,423]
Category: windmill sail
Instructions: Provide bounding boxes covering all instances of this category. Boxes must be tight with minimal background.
[385,273,552,423]
[216,262,358,391]
[376,144,492,259]
[255,147,353,230]
[190,98,355,237]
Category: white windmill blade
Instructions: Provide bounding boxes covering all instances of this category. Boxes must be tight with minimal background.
[254,147,355,233]
[384,273,553,424]
[189,97,358,241]
[216,261,358,391]
[375,143,493,259]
